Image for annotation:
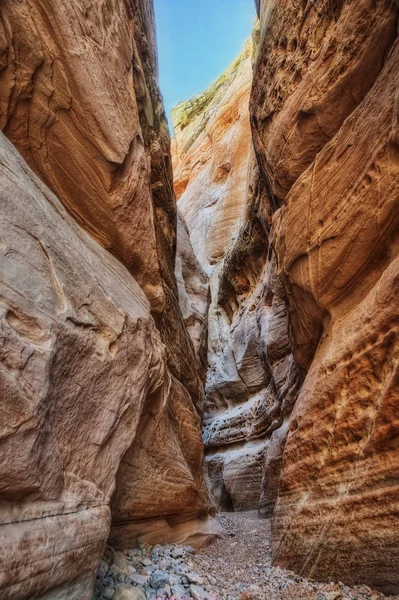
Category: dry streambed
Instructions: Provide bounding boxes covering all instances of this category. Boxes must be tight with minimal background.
[94,512,398,600]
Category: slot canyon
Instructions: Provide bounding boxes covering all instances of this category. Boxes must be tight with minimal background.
[0,1,398,600]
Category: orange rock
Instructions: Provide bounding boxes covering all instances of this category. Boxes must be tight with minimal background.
[172,39,253,271]
[172,37,301,513]
[251,0,399,592]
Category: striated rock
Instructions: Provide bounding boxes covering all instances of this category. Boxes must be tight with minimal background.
[175,211,209,382]
[252,0,398,211]
[0,5,214,598]
[207,442,267,512]
[172,39,254,271]
[203,163,301,512]
[172,34,301,513]
[0,0,205,420]
[113,587,146,600]
[0,130,212,598]
[251,0,399,592]
[0,0,162,307]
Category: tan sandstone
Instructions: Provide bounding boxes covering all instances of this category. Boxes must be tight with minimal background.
[172,34,301,514]
[0,132,215,599]
[0,0,217,597]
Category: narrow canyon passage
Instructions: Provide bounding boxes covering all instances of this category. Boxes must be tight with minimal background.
[0,1,398,600]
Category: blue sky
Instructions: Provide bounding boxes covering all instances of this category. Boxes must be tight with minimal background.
[153,0,255,126]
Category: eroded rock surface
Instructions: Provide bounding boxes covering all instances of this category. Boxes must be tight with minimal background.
[173,0,399,592]
[251,0,399,592]
[0,0,205,417]
[175,212,209,382]
[0,133,214,600]
[0,1,215,597]
[172,35,301,514]
[172,39,254,272]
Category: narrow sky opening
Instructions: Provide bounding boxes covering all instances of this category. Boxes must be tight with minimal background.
[154,0,256,127]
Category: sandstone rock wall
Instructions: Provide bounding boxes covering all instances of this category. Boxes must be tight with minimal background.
[251,0,399,592]
[172,39,254,272]
[0,1,215,598]
[0,0,204,412]
[0,133,212,599]
[173,0,399,592]
[172,34,302,513]
[175,211,209,381]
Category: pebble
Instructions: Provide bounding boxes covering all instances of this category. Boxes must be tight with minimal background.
[323,593,343,600]
[114,585,146,600]
[190,584,209,599]
[172,583,190,598]
[150,569,169,590]
[142,558,153,567]
[187,572,204,586]
[101,587,116,600]
[129,574,149,587]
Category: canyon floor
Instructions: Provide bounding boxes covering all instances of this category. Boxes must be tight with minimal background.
[95,512,399,600]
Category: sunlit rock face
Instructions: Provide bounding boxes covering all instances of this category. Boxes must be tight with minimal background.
[0,1,216,598]
[171,39,253,273]
[252,0,399,592]
[175,211,209,382]
[172,35,301,513]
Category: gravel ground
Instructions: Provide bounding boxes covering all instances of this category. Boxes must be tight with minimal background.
[188,512,398,600]
[94,511,399,600]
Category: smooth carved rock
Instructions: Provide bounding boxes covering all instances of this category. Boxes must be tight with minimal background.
[172,39,254,272]
[252,0,399,591]
[0,0,202,428]
[175,211,209,383]
[0,4,212,590]
[0,133,212,599]
[207,441,267,512]
[0,1,205,416]
[0,0,164,308]
[205,178,301,511]
[172,35,301,512]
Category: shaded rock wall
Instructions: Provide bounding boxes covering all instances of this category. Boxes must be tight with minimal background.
[175,211,209,382]
[0,133,212,599]
[251,0,399,592]
[0,1,216,598]
[0,0,204,412]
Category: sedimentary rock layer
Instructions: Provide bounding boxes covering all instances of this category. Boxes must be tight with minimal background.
[172,39,253,271]
[0,1,216,597]
[203,162,301,514]
[251,0,399,591]
[0,1,204,409]
[172,35,301,513]
[0,133,213,599]
[175,211,209,380]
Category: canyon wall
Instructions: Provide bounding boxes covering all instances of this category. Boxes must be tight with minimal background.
[0,2,215,599]
[172,35,302,513]
[173,0,399,592]
[172,37,254,272]
[252,0,399,592]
